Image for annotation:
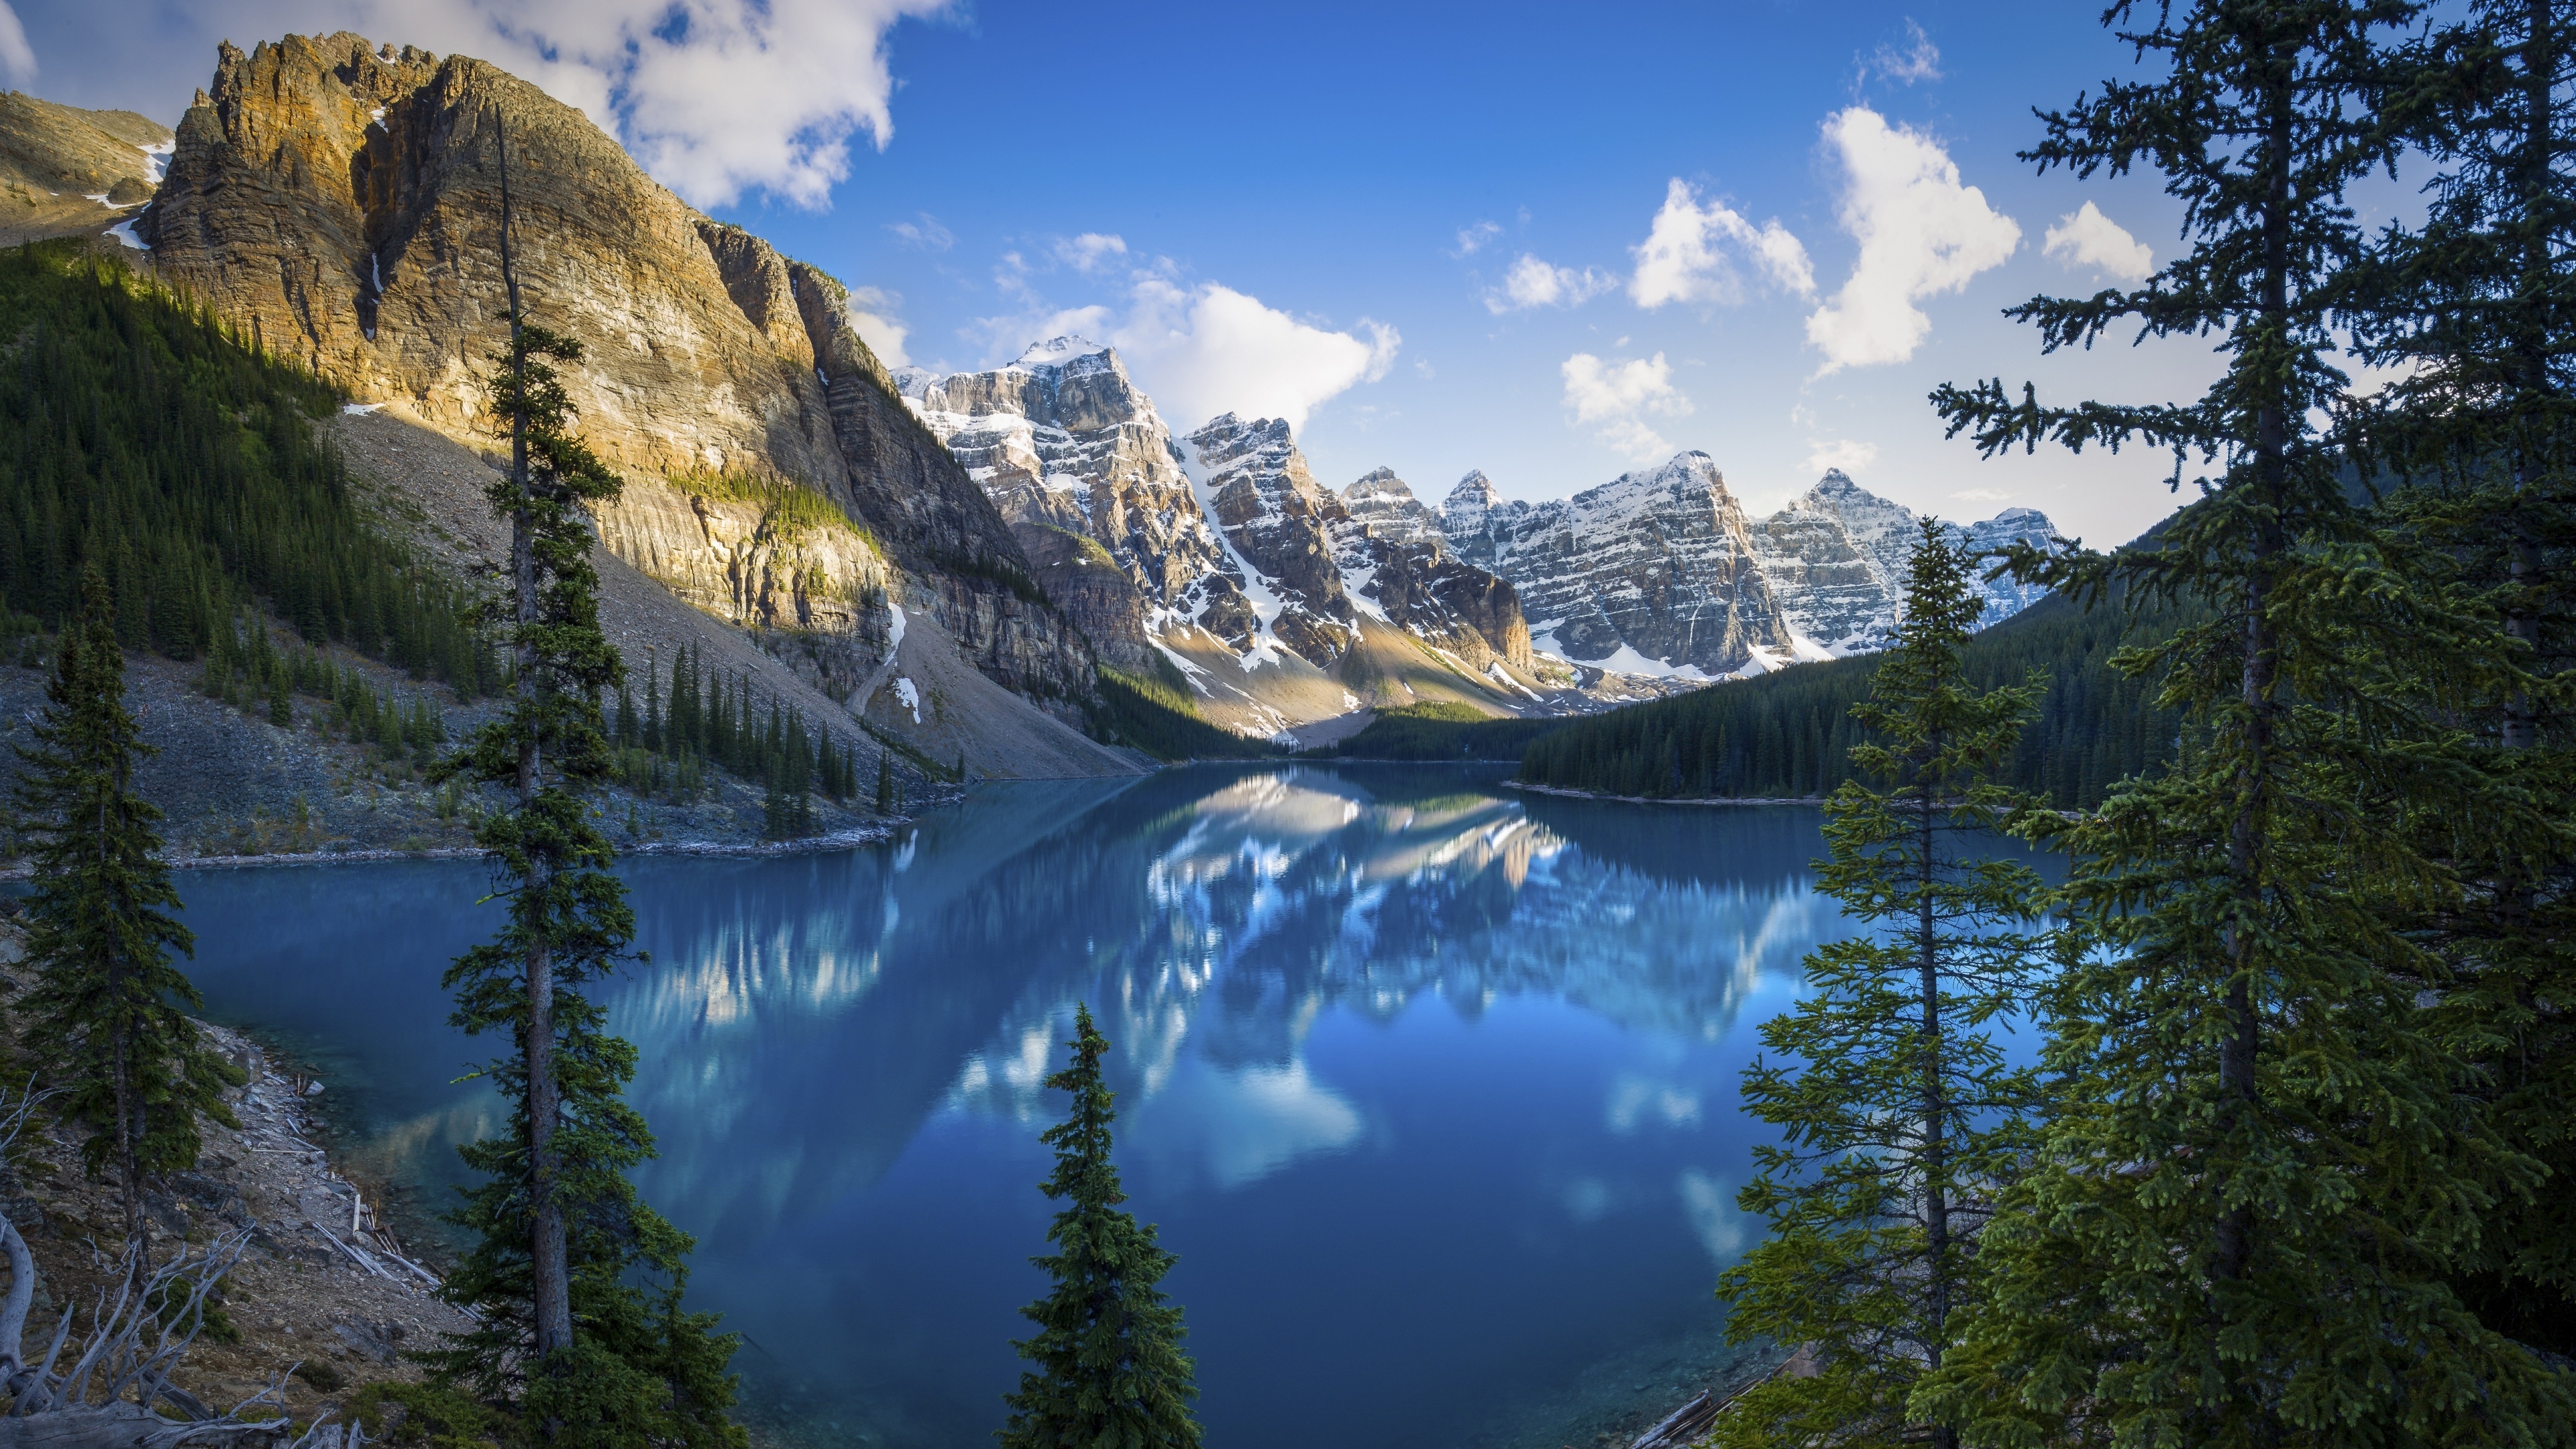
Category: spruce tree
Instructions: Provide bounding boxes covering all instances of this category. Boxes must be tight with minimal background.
[427,115,743,1445]
[9,568,238,1260]
[1916,2,2576,1442]
[1715,521,2048,1449]
[1000,1005,1200,1449]
[2351,0,2576,1348]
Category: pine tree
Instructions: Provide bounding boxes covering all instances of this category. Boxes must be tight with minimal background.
[1715,521,2049,1449]
[2350,0,2576,1348]
[1916,3,2576,1442]
[9,568,239,1261]
[875,750,893,814]
[1000,1004,1200,1449]
[427,115,743,1445]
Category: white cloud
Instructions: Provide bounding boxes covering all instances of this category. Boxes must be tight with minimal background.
[216,0,954,209]
[888,213,954,250]
[1115,278,1398,432]
[1487,254,1615,313]
[0,3,36,87]
[1807,439,1878,475]
[2043,201,2153,282]
[845,285,909,368]
[1950,486,2010,502]
[1562,351,1691,460]
[1453,220,1502,256]
[1866,19,1942,85]
[1805,107,2021,374]
[1629,178,1815,309]
[1053,232,1128,274]
[1679,1170,1752,1266]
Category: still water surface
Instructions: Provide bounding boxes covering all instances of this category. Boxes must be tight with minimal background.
[170,765,1852,1448]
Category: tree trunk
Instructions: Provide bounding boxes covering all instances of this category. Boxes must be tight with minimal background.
[494,113,574,1367]
[1917,773,1955,1449]
[2216,38,2296,1290]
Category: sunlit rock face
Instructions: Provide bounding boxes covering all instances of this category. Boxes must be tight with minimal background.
[1446,461,2065,672]
[140,31,1095,704]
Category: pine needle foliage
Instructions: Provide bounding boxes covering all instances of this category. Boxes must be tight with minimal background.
[1000,1004,1201,1449]
[9,568,239,1256]
[1912,3,2576,1444]
[2348,0,2576,1352]
[1715,521,2050,1449]
[425,119,743,1446]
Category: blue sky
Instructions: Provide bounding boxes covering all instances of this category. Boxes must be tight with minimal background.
[10,0,2430,545]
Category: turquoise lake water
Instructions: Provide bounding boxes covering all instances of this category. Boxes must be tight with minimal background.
[166,764,1854,1448]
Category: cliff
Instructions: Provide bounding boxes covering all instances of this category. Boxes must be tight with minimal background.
[135,32,1102,730]
[0,91,170,245]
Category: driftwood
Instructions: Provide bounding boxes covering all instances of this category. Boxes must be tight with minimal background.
[0,1089,360,1449]
[1625,1344,1821,1449]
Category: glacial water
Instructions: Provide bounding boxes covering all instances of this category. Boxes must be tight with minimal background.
[164,764,1860,1448]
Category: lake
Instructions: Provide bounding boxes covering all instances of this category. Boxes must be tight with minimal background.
[168,764,1852,1448]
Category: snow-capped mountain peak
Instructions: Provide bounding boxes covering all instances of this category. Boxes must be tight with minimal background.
[1012,334,1112,368]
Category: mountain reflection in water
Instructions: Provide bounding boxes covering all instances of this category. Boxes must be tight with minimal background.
[174,765,1850,1449]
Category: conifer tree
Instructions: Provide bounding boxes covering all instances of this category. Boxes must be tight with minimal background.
[9,569,238,1261]
[1000,1004,1200,1449]
[1716,521,2048,1449]
[2351,0,2576,1347]
[1915,3,2576,1442]
[427,115,743,1444]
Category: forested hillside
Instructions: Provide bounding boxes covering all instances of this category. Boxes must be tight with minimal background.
[0,242,490,690]
[1517,585,2190,808]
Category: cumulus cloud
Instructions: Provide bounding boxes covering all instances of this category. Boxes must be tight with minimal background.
[845,285,910,368]
[0,3,35,87]
[1487,254,1616,313]
[1118,278,1398,431]
[1563,351,1691,460]
[888,213,954,250]
[1805,107,2021,374]
[1807,438,1878,475]
[1053,232,1128,274]
[1679,1170,1752,1266]
[2043,201,2154,282]
[1629,178,1815,309]
[1866,19,1942,85]
[1453,220,1502,256]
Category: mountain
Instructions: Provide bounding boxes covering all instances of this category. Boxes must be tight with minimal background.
[1442,452,1799,678]
[1341,468,1445,545]
[1446,460,2063,675]
[896,337,1223,675]
[0,91,172,246]
[125,32,1126,776]
[899,343,1548,742]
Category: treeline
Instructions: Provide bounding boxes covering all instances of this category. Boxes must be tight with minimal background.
[1518,586,2189,808]
[1086,666,1279,760]
[0,241,492,695]
[1307,700,1563,761]
[610,641,863,837]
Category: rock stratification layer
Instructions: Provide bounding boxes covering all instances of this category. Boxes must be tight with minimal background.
[1448,461,2063,674]
[1444,453,1796,676]
[139,32,1094,710]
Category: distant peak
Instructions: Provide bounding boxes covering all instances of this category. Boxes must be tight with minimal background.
[1446,470,1501,504]
[1013,335,1110,368]
[1815,468,1856,488]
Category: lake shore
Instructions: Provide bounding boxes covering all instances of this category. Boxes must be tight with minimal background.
[0,818,908,880]
[1507,780,1830,806]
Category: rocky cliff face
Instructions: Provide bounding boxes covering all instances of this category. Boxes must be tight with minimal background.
[136,32,1093,710]
[1182,414,1532,676]
[1341,468,1444,545]
[1443,453,1795,677]
[901,345,1534,696]
[0,93,170,245]
[1447,462,2063,672]
[898,338,1222,673]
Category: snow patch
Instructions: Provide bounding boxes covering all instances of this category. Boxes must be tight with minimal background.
[103,219,149,251]
[340,402,385,416]
[1014,335,1110,368]
[893,677,921,724]
[886,602,907,654]
[1175,440,1297,672]
[136,141,173,184]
